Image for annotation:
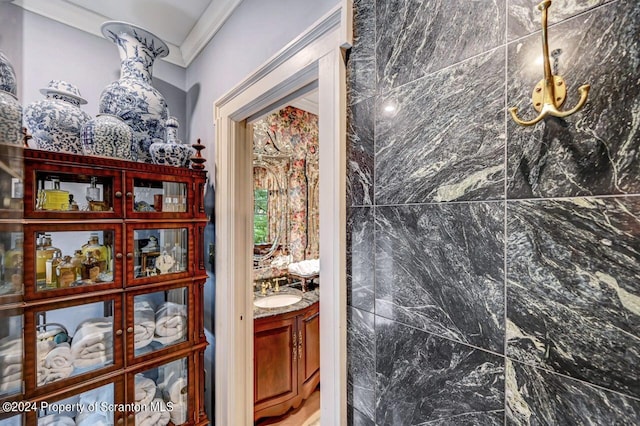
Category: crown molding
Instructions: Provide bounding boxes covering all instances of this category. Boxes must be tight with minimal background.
[12,0,243,68]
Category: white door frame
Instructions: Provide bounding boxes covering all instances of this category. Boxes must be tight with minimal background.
[214,4,351,425]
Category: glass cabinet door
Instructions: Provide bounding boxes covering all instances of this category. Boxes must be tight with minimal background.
[0,414,22,426]
[24,165,123,218]
[0,311,23,399]
[0,230,23,300]
[130,357,190,425]
[24,225,123,300]
[128,284,192,361]
[127,225,190,285]
[34,380,120,426]
[126,174,193,218]
[0,146,23,219]
[26,296,122,392]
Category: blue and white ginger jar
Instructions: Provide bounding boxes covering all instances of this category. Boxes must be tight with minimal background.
[81,113,134,160]
[23,80,90,154]
[98,21,169,164]
[0,51,22,145]
[149,116,194,167]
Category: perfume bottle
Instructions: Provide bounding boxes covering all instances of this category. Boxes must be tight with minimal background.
[81,252,101,281]
[86,177,101,202]
[36,234,61,285]
[70,249,84,280]
[56,256,76,288]
[81,233,109,273]
[45,251,63,288]
[42,177,70,211]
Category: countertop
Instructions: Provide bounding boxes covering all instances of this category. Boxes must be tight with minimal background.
[253,286,319,319]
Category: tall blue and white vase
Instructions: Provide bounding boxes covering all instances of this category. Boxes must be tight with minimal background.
[23,80,91,154]
[98,21,169,163]
[0,51,22,145]
[149,116,195,167]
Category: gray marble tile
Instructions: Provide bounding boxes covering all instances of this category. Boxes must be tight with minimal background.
[348,405,376,426]
[348,0,376,105]
[376,0,505,92]
[375,48,505,204]
[508,0,616,41]
[376,317,505,425]
[506,197,640,398]
[506,359,640,425]
[375,203,505,353]
[507,1,640,198]
[347,206,375,312]
[347,307,376,423]
[347,97,374,207]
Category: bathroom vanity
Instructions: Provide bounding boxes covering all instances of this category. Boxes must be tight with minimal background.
[253,288,320,421]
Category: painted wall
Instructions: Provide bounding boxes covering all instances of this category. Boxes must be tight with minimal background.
[346,0,640,424]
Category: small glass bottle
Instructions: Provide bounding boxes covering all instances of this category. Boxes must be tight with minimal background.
[81,252,100,281]
[70,249,84,280]
[42,177,70,211]
[68,194,79,211]
[81,233,110,273]
[36,234,61,285]
[56,256,75,288]
[45,251,63,288]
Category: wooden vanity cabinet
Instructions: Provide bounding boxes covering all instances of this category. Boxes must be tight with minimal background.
[0,149,209,425]
[254,302,320,421]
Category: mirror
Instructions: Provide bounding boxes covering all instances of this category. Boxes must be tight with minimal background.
[253,157,289,263]
[251,106,320,282]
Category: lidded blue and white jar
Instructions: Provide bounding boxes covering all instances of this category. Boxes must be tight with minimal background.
[81,113,134,160]
[23,80,91,154]
[98,21,169,163]
[0,51,22,145]
[149,116,194,167]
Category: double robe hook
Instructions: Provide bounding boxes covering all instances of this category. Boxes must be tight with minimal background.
[509,0,590,126]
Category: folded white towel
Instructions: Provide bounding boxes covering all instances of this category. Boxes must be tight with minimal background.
[0,379,21,393]
[288,259,320,276]
[71,317,113,368]
[43,343,73,369]
[153,302,187,345]
[37,414,75,426]
[37,341,73,386]
[134,300,156,349]
[135,399,170,426]
[163,375,188,403]
[135,374,157,406]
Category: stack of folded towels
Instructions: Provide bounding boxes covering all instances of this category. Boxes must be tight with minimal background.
[162,371,188,425]
[0,336,22,395]
[71,317,113,369]
[36,328,73,386]
[135,374,170,426]
[153,302,187,345]
[134,300,156,349]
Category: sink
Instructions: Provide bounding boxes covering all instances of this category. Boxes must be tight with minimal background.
[254,293,303,309]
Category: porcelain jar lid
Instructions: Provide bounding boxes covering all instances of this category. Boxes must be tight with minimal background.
[39,80,88,104]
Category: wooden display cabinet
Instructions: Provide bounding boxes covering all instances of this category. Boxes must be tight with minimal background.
[0,149,209,425]
[254,302,320,421]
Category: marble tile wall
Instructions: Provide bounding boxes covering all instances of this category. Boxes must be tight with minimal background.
[346,0,640,424]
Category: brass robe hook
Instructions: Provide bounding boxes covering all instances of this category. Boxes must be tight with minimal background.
[509,0,590,126]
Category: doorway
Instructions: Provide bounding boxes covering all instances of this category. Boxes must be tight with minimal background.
[213,5,349,425]
[251,99,321,425]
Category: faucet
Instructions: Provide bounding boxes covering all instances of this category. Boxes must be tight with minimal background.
[273,277,287,292]
[260,280,272,295]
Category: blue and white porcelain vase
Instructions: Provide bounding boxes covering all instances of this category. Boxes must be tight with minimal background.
[0,51,22,145]
[98,21,169,164]
[23,80,90,154]
[149,116,194,167]
[81,113,134,160]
